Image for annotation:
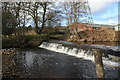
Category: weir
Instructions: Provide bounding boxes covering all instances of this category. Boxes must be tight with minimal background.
[39,40,120,67]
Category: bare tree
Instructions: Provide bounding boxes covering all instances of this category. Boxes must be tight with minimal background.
[24,2,41,34]
[39,2,60,33]
[9,2,23,28]
[39,2,48,33]
[60,2,85,40]
[24,2,54,34]
[46,10,62,27]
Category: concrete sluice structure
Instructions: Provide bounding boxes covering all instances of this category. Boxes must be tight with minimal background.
[39,40,120,67]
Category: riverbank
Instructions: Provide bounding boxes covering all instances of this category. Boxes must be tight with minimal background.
[2,34,49,48]
[2,33,67,49]
[2,48,21,54]
[67,28,120,42]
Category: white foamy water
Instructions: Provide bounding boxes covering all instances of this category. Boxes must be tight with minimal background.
[56,40,120,51]
[39,42,120,67]
[90,45,120,51]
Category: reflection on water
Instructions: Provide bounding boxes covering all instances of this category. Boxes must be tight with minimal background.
[76,42,120,46]
[2,48,120,78]
[25,52,42,68]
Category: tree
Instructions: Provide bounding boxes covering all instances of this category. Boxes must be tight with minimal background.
[10,2,23,28]
[60,2,85,39]
[2,11,17,35]
[2,2,17,35]
[25,2,40,34]
[2,2,32,47]
[46,10,62,27]
[38,2,57,33]
[39,2,48,33]
[24,2,59,34]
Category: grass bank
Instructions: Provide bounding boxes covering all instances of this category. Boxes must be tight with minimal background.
[2,34,49,48]
[2,33,66,49]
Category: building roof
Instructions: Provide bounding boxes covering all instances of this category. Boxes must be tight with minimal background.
[69,22,89,28]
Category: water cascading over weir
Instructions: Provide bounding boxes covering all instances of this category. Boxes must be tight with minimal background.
[39,40,120,67]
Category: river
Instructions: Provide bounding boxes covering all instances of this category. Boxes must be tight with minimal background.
[2,48,119,78]
[2,40,120,78]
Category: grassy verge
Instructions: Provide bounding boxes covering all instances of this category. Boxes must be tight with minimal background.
[2,34,50,48]
[50,34,66,40]
[2,33,66,48]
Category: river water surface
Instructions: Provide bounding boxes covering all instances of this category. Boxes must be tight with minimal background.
[2,47,119,78]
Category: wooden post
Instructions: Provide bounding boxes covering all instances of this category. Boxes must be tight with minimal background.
[92,49,105,79]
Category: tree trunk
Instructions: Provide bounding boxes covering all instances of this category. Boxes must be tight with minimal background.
[35,22,39,34]
[39,3,47,33]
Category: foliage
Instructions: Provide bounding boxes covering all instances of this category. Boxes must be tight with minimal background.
[2,34,49,48]
[42,27,56,34]
[59,30,69,34]
[78,31,87,39]
[2,11,17,35]
[27,25,33,30]
[50,34,66,40]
